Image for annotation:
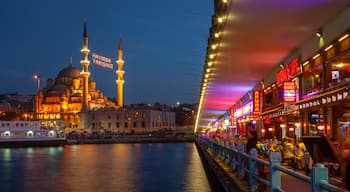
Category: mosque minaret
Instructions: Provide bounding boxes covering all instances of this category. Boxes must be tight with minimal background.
[116,38,125,108]
[80,22,91,111]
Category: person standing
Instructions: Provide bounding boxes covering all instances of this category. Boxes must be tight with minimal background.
[246,124,258,153]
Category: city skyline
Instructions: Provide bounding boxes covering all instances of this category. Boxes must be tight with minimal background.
[0,0,212,105]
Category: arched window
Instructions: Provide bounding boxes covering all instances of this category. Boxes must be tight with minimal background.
[27,131,34,137]
[4,131,11,136]
[48,130,55,137]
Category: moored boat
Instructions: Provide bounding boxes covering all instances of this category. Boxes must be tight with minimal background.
[0,120,66,147]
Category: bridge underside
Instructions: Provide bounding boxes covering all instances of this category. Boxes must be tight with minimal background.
[197,0,350,130]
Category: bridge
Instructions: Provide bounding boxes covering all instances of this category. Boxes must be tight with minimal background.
[193,1,350,191]
[195,0,350,131]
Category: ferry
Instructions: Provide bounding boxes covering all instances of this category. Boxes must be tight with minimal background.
[0,120,66,147]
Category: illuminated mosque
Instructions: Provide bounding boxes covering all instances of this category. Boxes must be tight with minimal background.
[35,23,123,131]
[35,23,175,134]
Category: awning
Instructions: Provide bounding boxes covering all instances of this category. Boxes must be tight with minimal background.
[261,104,284,116]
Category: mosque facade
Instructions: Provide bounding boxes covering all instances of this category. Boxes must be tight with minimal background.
[35,60,116,131]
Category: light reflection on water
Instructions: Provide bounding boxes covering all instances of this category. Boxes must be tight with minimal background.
[0,143,214,192]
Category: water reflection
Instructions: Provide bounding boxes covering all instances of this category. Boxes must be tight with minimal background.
[184,145,212,192]
[0,143,214,192]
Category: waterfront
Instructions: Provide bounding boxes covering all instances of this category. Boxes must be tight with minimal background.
[0,143,216,192]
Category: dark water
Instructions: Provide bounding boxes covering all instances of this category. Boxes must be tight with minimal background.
[0,143,214,192]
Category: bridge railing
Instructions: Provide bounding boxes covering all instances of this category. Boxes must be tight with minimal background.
[198,136,347,192]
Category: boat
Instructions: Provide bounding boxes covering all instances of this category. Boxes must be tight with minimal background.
[0,120,66,147]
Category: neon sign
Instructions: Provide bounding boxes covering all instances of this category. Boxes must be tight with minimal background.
[282,81,296,102]
[235,108,243,117]
[276,57,299,84]
[253,90,260,114]
[235,102,253,118]
[229,107,235,126]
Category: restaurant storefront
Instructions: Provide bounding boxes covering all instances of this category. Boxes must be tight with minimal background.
[261,103,300,139]
[298,86,350,136]
[298,31,350,144]
[261,58,301,140]
[234,90,262,135]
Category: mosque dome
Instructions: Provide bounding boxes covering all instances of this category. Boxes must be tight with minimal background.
[57,64,81,79]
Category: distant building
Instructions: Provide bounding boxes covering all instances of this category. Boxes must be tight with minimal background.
[174,103,196,132]
[86,103,175,134]
[0,92,35,117]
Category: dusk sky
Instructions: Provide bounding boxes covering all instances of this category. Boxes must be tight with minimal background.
[0,0,212,105]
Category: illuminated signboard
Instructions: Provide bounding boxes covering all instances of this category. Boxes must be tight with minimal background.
[223,119,230,127]
[235,108,243,117]
[253,90,260,114]
[92,52,113,69]
[243,102,253,115]
[276,57,299,84]
[229,107,235,126]
[235,102,253,118]
[283,81,296,102]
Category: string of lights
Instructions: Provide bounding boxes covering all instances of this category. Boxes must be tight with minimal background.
[194,0,232,132]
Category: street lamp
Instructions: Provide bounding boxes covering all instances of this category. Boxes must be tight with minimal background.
[33,75,41,92]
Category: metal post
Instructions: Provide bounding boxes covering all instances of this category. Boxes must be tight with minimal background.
[221,146,226,163]
[222,147,227,162]
[208,139,211,151]
[218,143,222,159]
[237,144,244,179]
[218,144,222,159]
[269,152,281,192]
[311,163,328,192]
[230,148,236,171]
[33,75,40,92]
[249,148,257,192]
[213,142,218,157]
[225,148,230,165]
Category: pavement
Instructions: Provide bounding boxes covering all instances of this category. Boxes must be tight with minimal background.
[281,165,344,191]
[281,172,311,192]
